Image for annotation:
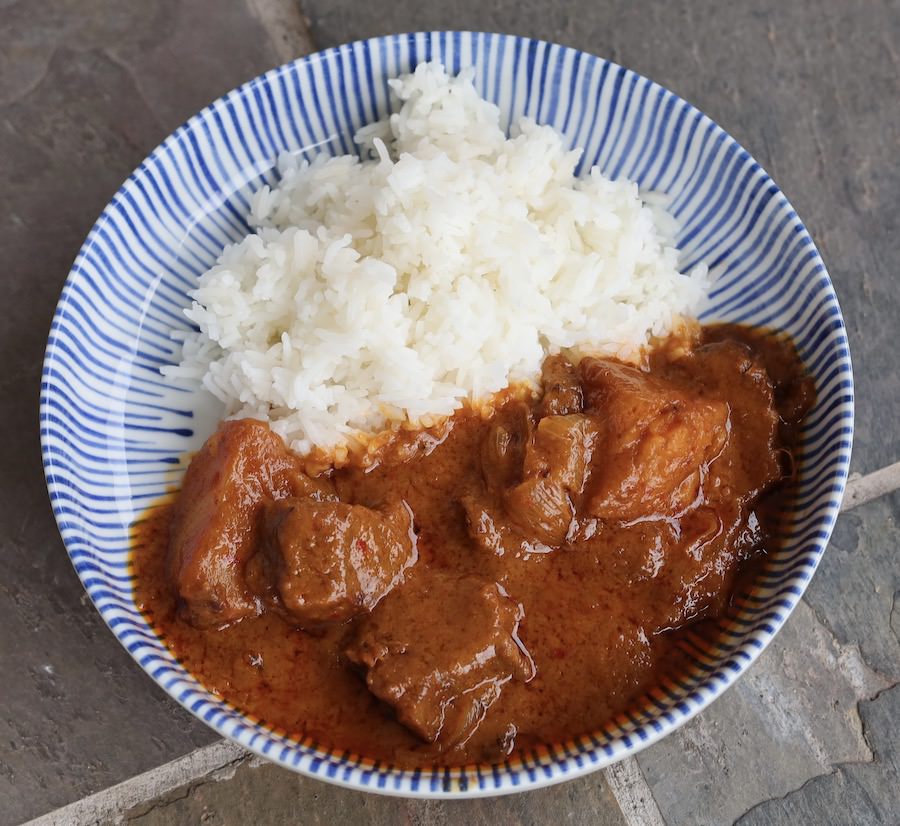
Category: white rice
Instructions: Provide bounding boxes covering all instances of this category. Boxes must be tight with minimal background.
[164,62,710,458]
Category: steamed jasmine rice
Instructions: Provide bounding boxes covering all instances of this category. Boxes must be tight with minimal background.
[164,62,710,457]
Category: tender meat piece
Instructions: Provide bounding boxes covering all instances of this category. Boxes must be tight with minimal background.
[673,504,763,623]
[461,495,553,557]
[467,414,599,551]
[587,399,730,521]
[580,359,730,522]
[258,498,417,627]
[581,358,682,438]
[522,414,596,491]
[700,324,816,439]
[572,500,762,633]
[539,354,583,417]
[480,401,531,496]
[637,503,763,631]
[685,342,782,502]
[167,419,335,628]
[345,574,535,747]
[504,478,574,546]
[504,414,600,545]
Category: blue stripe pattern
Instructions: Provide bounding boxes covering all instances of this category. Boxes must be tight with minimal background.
[40,32,853,797]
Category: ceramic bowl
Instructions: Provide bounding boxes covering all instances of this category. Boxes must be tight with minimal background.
[41,31,853,797]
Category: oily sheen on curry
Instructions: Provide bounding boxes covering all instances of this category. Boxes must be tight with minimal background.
[132,324,814,767]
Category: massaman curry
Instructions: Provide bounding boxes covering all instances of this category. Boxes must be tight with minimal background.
[133,324,814,766]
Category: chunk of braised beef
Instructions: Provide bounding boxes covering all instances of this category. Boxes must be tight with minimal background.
[539,353,583,417]
[344,573,535,747]
[580,358,679,437]
[258,498,417,627]
[480,400,531,496]
[636,502,765,631]
[461,494,553,557]
[579,359,730,522]
[686,341,782,502]
[503,414,600,545]
[167,419,335,628]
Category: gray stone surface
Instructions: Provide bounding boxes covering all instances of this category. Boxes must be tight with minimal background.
[805,491,900,681]
[303,0,900,477]
[635,601,890,826]
[0,1,311,822]
[737,684,900,826]
[4,0,900,824]
[118,758,628,826]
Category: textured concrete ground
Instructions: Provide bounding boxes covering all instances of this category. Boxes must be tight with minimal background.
[3,1,899,824]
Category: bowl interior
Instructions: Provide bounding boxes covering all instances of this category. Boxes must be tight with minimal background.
[41,31,853,796]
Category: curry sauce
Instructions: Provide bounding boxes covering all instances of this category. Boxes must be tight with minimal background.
[132,324,814,767]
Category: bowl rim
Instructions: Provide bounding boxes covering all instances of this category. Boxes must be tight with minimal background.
[40,30,854,798]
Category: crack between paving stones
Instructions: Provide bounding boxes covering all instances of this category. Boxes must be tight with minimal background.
[122,786,193,823]
[23,743,250,826]
[863,680,900,709]
[605,758,666,826]
[121,754,251,823]
[735,766,841,824]
[800,478,900,693]
[801,597,897,690]
[890,591,900,646]
[733,681,900,824]
[842,462,900,512]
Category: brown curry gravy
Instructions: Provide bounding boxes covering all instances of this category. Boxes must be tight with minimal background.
[132,324,813,767]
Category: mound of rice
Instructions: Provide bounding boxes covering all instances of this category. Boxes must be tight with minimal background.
[165,62,710,458]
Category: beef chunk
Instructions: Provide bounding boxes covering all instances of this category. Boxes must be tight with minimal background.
[580,359,730,522]
[539,354,583,417]
[461,495,554,557]
[503,414,599,545]
[260,498,417,627]
[581,358,683,439]
[471,409,600,551]
[479,400,531,496]
[167,419,334,628]
[345,574,535,747]
[686,341,782,502]
[522,415,596,493]
[638,503,764,631]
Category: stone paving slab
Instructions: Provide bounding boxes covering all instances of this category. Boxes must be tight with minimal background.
[117,760,629,826]
[0,1,311,822]
[804,490,900,682]
[738,683,900,826]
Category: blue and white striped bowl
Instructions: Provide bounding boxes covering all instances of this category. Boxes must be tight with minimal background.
[41,32,853,797]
